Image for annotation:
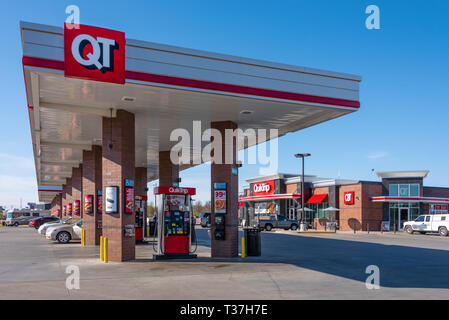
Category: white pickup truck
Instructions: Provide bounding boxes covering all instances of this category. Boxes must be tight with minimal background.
[403,214,449,236]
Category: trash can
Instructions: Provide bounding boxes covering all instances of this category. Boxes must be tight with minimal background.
[244,228,261,256]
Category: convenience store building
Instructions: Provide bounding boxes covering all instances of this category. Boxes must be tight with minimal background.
[239,171,449,231]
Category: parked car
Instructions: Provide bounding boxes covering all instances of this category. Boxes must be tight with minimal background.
[29,216,60,229]
[259,215,299,231]
[404,214,449,236]
[38,217,72,235]
[199,213,211,228]
[46,220,83,244]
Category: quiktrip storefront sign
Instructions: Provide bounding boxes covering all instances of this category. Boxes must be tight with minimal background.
[64,24,125,84]
[252,180,275,196]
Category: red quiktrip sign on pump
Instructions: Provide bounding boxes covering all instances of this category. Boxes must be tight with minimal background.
[252,180,275,196]
[64,24,125,84]
[154,186,196,196]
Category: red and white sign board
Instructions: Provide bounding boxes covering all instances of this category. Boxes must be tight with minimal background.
[252,180,275,196]
[214,190,227,214]
[64,24,125,84]
[154,186,196,195]
[125,187,134,214]
[344,192,355,205]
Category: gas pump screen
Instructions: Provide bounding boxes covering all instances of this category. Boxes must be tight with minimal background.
[165,211,189,235]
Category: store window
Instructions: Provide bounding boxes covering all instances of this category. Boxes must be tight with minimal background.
[389,184,419,197]
[254,201,278,219]
[429,204,449,215]
[306,203,330,220]
[399,184,409,197]
[389,184,398,196]
[287,199,297,220]
[410,184,419,197]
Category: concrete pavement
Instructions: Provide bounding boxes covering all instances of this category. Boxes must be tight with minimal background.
[0,226,448,299]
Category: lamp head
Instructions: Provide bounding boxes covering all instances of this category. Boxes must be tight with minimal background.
[294,153,311,158]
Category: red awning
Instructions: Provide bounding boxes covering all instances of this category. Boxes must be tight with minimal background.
[306,194,328,204]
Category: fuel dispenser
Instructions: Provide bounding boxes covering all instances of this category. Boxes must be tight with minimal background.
[153,186,197,260]
[134,195,147,242]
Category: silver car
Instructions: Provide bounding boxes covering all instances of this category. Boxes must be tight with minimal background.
[38,217,72,235]
[46,220,83,244]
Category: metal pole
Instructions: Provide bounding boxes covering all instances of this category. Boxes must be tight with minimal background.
[301,157,305,231]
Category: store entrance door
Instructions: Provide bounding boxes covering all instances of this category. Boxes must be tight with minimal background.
[399,208,409,231]
[288,207,296,220]
[287,199,297,220]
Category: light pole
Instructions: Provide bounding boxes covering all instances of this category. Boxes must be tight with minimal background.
[294,153,311,231]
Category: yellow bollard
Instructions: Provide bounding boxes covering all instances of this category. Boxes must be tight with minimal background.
[104,237,108,263]
[100,236,104,261]
[241,236,246,259]
[81,229,85,247]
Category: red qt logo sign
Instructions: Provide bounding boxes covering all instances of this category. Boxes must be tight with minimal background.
[344,192,355,205]
[64,24,125,84]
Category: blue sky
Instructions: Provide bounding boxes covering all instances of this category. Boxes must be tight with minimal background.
[1,1,448,208]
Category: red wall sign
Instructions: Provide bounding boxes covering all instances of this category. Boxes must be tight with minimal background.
[63,205,67,215]
[125,187,134,214]
[344,192,355,205]
[214,190,227,214]
[84,195,94,214]
[67,203,73,215]
[64,24,125,84]
[73,200,80,215]
[252,180,275,196]
[97,192,103,214]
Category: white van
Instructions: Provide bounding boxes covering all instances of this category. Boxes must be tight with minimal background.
[403,214,449,236]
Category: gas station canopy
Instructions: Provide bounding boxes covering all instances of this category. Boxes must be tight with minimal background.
[20,21,361,202]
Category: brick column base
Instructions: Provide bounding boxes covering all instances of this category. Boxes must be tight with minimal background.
[82,146,102,246]
[210,121,239,258]
[102,110,136,262]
